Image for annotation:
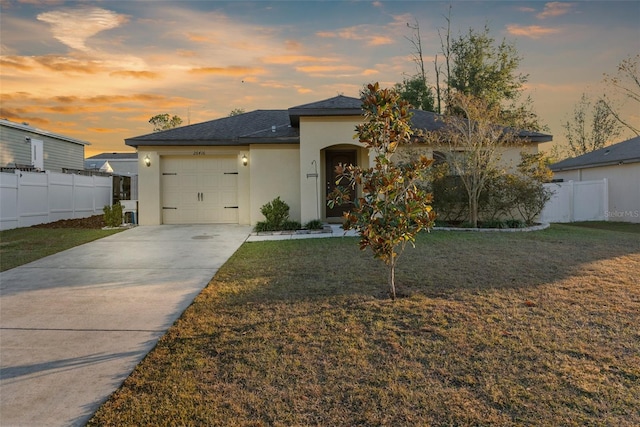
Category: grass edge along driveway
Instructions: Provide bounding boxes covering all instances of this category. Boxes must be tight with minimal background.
[88,224,640,426]
[0,227,124,272]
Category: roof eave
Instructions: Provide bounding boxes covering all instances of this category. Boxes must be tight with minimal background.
[551,157,640,172]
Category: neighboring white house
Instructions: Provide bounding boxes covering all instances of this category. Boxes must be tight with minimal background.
[0,118,90,172]
[126,95,552,226]
[85,152,139,202]
[85,152,138,175]
[550,136,640,223]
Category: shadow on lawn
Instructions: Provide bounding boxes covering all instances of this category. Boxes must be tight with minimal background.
[225,224,640,304]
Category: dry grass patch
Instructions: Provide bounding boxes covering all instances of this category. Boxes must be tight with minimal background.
[89,225,640,426]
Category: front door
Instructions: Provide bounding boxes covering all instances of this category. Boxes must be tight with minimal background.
[326,150,357,218]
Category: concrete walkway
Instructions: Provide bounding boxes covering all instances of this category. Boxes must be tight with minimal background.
[0,225,251,427]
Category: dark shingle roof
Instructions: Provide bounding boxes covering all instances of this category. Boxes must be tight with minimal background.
[125,95,552,147]
[551,136,640,171]
[288,95,362,126]
[126,110,298,147]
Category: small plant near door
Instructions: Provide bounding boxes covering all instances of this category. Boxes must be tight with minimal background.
[103,202,123,228]
[255,197,299,232]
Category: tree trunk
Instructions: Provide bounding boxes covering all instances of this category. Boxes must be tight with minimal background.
[470,192,479,228]
[389,260,396,300]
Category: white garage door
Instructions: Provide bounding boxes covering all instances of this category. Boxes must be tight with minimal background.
[161,156,238,224]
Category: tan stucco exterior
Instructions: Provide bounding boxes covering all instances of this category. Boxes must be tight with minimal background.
[249,144,300,225]
[553,163,640,223]
[298,116,369,224]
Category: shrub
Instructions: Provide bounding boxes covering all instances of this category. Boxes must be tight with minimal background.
[304,219,324,230]
[282,220,302,231]
[480,219,505,229]
[505,218,525,228]
[429,163,468,222]
[103,203,122,228]
[254,197,298,232]
[509,176,551,225]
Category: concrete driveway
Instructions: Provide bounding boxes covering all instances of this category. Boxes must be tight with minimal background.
[0,224,250,427]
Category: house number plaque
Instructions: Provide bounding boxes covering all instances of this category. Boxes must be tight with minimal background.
[193,151,206,156]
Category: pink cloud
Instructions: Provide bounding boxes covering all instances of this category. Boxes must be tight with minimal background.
[506,24,561,39]
[537,2,574,19]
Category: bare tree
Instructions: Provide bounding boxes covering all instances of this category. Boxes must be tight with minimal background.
[601,54,640,136]
[425,93,520,227]
[563,93,622,156]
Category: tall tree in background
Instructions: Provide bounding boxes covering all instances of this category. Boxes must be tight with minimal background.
[447,26,545,131]
[229,108,246,117]
[601,54,640,136]
[395,19,435,112]
[328,83,435,300]
[149,114,182,132]
[562,93,622,157]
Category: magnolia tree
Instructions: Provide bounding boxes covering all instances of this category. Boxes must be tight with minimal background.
[328,83,435,300]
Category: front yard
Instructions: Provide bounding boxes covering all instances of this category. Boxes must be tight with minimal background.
[87,224,640,426]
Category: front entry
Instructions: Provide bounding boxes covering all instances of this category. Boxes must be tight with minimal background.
[325,150,357,219]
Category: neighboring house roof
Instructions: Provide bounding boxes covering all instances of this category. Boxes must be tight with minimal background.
[87,152,138,160]
[1,118,91,146]
[125,95,552,148]
[550,136,640,171]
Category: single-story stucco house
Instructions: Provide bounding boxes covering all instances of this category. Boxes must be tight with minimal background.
[126,95,552,226]
[550,136,640,223]
[1,118,90,172]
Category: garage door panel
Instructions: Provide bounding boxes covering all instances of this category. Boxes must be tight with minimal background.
[161,155,238,224]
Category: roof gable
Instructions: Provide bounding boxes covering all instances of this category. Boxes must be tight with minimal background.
[288,95,362,126]
[551,136,640,171]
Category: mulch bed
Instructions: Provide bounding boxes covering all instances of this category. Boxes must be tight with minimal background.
[32,215,106,229]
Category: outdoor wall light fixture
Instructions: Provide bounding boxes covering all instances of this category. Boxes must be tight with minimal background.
[144,155,151,167]
[242,155,248,166]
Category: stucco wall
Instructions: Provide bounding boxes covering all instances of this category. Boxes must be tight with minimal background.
[298,116,367,224]
[249,144,300,225]
[554,163,640,223]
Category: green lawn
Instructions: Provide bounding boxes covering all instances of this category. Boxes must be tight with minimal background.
[88,224,640,426]
[0,227,123,271]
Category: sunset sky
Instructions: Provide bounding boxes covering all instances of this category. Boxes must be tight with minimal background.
[1,0,639,157]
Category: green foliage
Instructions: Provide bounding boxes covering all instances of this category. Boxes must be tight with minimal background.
[149,113,182,132]
[282,220,302,231]
[430,152,552,226]
[255,197,294,232]
[328,82,435,299]
[103,203,123,228]
[394,75,435,111]
[505,219,525,229]
[429,163,468,222]
[229,108,246,117]
[304,219,324,230]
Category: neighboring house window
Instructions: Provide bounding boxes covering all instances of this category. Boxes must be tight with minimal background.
[31,139,44,170]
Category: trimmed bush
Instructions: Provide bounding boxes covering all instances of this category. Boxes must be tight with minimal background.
[103,203,123,228]
[304,219,324,230]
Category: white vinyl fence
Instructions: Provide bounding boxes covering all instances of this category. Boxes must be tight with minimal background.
[0,170,112,230]
[539,179,608,223]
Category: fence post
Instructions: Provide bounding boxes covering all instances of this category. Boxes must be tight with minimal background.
[566,180,572,222]
[602,178,609,222]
